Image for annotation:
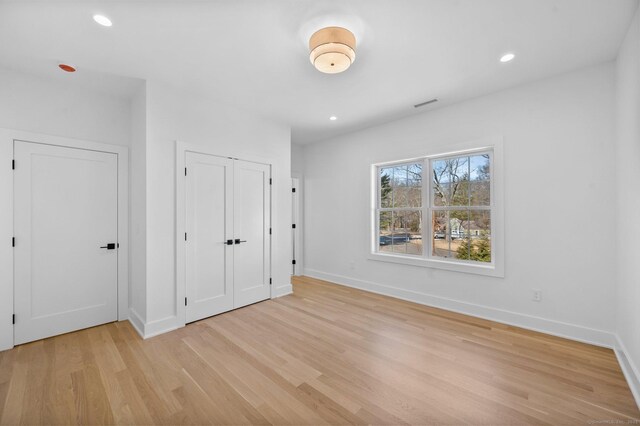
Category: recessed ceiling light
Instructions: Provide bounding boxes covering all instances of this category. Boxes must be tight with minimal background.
[58,63,76,73]
[93,14,112,27]
[500,53,515,63]
[329,116,337,121]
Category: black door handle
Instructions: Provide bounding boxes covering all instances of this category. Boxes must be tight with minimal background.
[234,239,247,244]
[100,243,116,250]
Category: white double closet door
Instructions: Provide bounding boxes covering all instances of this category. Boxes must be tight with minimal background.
[185,152,271,323]
[13,141,119,345]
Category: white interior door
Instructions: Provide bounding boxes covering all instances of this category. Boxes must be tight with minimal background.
[13,141,118,345]
[185,152,234,323]
[233,160,271,308]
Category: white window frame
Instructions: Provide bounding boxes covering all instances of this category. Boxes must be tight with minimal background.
[368,137,504,277]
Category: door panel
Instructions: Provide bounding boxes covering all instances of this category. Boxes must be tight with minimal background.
[233,160,271,308]
[14,141,118,345]
[185,152,234,323]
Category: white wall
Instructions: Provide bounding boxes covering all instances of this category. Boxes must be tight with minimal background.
[301,63,617,346]
[615,4,640,403]
[130,84,147,322]
[0,68,132,146]
[143,81,292,331]
[292,142,305,175]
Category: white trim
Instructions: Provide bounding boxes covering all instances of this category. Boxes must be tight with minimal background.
[370,136,504,278]
[367,252,503,277]
[143,316,181,339]
[291,172,304,276]
[615,335,640,409]
[128,309,146,339]
[0,128,129,352]
[175,140,277,330]
[127,310,180,340]
[304,268,616,348]
[272,284,293,298]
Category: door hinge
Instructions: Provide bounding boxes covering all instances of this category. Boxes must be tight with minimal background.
[12,314,15,325]
[292,259,296,265]
[269,178,272,185]
[185,232,187,241]
[185,297,188,306]
[292,187,296,193]
[292,224,296,229]
[11,159,15,170]
[269,228,272,235]
[185,167,187,176]
[12,237,15,247]
[269,278,272,285]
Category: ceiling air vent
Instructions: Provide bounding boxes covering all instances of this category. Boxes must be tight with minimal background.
[413,98,438,108]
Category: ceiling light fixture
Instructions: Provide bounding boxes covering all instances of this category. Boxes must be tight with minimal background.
[93,14,112,27]
[500,53,515,63]
[329,116,337,121]
[58,63,76,73]
[309,27,356,74]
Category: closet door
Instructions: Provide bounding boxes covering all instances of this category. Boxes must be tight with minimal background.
[233,160,271,308]
[185,152,234,323]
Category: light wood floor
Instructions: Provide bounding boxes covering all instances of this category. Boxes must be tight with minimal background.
[0,276,638,425]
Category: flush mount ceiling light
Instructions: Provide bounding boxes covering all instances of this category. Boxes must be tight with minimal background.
[329,116,337,121]
[93,14,112,27]
[309,26,356,74]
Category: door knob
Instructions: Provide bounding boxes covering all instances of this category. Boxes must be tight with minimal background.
[100,243,116,250]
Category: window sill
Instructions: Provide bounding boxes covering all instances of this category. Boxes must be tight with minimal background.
[367,252,504,277]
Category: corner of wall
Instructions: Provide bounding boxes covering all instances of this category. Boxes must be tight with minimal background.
[615,335,640,409]
[129,81,148,323]
[614,2,640,410]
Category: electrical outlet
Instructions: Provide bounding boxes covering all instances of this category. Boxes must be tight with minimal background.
[532,289,542,302]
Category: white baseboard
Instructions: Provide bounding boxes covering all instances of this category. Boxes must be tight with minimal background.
[128,286,295,340]
[304,269,616,349]
[615,335,640,409]
[144,315,181,338]
[128,308,146,339]
[273,284,293,298]
[128,310,181,339]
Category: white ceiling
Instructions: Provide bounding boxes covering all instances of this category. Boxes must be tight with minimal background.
[0,0,637,144]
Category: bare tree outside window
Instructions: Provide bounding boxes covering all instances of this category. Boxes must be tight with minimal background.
[431,153,491,262]
[378,163,423,255]
[376,150,492,264]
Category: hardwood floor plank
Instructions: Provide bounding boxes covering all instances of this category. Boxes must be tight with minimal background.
[0,275,637,425]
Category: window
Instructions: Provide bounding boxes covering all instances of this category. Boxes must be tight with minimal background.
[372,143,502,276]
[431,153,491,262]
[378,163,424,255]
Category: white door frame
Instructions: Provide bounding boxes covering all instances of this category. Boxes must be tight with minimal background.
[175,141,273,328]
[291,172,304,276]
[0,128,129,351]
